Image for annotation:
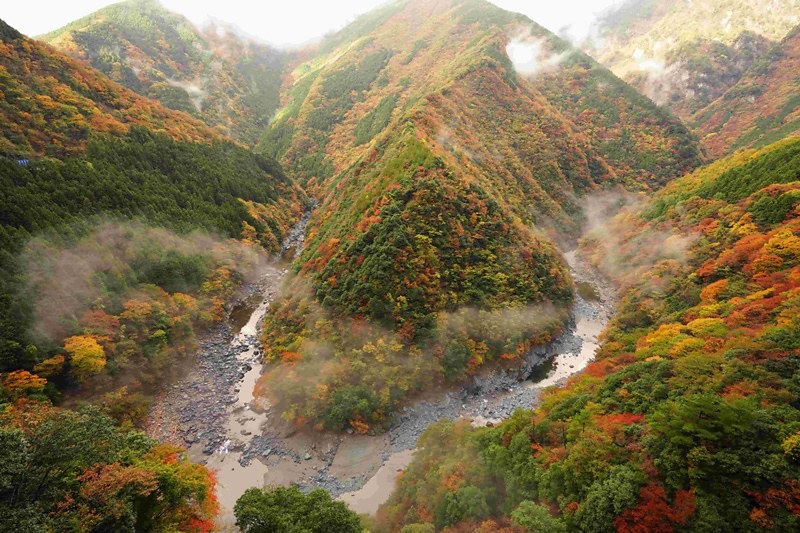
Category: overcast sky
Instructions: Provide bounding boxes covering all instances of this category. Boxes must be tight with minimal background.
[2,0,620,47]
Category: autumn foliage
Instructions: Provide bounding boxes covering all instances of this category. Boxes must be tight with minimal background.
[0,400,217,531]
[375,137,800,532]
[0,18,219,158]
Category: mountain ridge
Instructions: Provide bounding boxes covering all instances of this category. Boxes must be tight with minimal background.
[0,16,220,157]
[41,0,286,144]
[586,0,800,157]
[253,0,700,430]
[691,24,800,157]
[589,0,800,96]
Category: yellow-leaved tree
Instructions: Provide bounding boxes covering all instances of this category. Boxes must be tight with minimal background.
[64,335,106,381]
[2,370,47,399]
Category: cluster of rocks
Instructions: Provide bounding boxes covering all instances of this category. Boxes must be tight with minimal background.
[303,460,374,496]
[146,273,280,455]
[280,208,312,259]
[239,432,295,466]
[161,326,255,453]
[148,211,316,457]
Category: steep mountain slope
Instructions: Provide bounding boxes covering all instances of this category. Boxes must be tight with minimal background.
[589,0,800,117]
[254,0,700,431]
[691,24,800,158]
[631,32,773,119]
[0,19,306,416]
[263,0,698,195]
[377,136,800,532]
[0,17,217,157]
[1,15,306,530]
[41,0,286,144]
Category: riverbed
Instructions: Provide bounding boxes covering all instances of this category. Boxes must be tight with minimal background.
[338,249,614,514]
[146,238,613,527]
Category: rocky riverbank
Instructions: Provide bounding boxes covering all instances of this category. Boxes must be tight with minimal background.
[146,237,614,522]
[338,249,615,513]
[145,270,283,455]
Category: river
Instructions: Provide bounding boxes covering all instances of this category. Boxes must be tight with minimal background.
[339,250,614,514]
[146,225,614,527]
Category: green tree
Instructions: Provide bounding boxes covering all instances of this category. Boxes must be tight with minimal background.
[574,465,643,532]
[234,486,361,533]
[511,501,566,533]
[400,525,435,533]
[0,402,216,531]
[435,485,490,529]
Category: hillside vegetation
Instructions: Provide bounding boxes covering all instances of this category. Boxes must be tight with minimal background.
[41,0,286,144]
[0,17,217,157]
[0,14,313,530]
[376,137,800,532]
[0,18,306,418]
[254,0,699,431]
[6,1,800,529]
[691,25,800,158]
[589,0,799,109]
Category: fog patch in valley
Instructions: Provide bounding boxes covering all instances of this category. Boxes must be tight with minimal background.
[166,77,208,112]
[22,220,271,342]
[579,189,697,287]
[254,268,569,431]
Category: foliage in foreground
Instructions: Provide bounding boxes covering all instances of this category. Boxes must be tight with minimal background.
[0,400,217,532]
[374,138,800,531]
[234,486,361,533]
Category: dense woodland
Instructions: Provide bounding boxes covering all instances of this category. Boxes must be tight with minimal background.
[375,137,800,532]
[254,0,700,431]
[692,24,800,157]
[0,126,305,412]
[41,0,287,145]
[590,0,799,105]
[0,0,799,530]
[235,486,362,532]
[0,401,218,531]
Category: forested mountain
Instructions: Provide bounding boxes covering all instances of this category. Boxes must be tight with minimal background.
[0,17,218,157]
[377,136,800,532]
[691,24,800,158]
[254,0,699,432]
[3,0,799,530]
[588,0,800,116]
[0,14,309,530]
[41,0,286,144]
[627,31,773,120]
[0,18,306,411]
